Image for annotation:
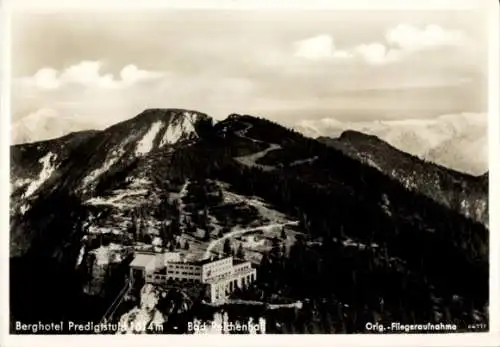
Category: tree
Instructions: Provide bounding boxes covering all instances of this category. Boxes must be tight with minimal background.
[138,218,146,239]
[143,233,153,245]
[128,218,138,241]
[202,229,211,241]
[280,227,287,239]
[219,227,228,238]
[186,222,196,234]
[160,222,171,247]
[80,251,95,284]
[171,219,181,236]
[236,243,245,259]
[194,116,215,140]
[223,239,232,256]
[216,189,224,202]
[281,244,287,257]
[270,236,281,259]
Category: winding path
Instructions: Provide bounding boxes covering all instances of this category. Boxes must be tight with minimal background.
[233,123,281,172]
[203,221,298,260]
[201,123,301,259]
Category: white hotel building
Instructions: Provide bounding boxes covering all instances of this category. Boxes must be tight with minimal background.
[129,251,256,302]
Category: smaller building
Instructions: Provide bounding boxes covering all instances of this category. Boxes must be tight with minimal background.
[200,256,233,282]
[129,252,156,284]
[129,251,181,285]
[205,260,256,303]
[86,243,125,296]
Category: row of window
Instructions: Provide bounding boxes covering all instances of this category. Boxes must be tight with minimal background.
[203,259,232,270]
[168,267,201,273]
[170,264,199,271]
[234,265,251,273]
[213,273,255,290]
[147,274,201,282]
[167,270,199,276]
[212,273,256,300]
[206,271,232,281]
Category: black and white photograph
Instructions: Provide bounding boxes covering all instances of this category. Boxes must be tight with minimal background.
[2,0,499,344]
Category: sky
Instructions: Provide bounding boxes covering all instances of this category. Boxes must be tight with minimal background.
[11,9,488,128]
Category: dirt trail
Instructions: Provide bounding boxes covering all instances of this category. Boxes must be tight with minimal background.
[203,221,298,260]
[233,123,281,172]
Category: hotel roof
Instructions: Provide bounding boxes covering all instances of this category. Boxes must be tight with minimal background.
[130,253,156,268]
[90,243,124,265]
[195,255,233,266]
[164,252,181,262]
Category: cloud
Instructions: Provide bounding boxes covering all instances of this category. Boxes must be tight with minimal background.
[386,24,465,51]
[19,61,164,90]
[354,43,400,65]
[119,64,164,85]
[293,24,466,65]
[30,68,61,90]
[11,65,259,133]
[294,112,487,175]
[293,35,352,61]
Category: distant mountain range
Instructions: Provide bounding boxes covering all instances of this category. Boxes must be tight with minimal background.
[13,110,487,176]
[11,108,96,145]
[9,109,489,332]
[294,112,487,176]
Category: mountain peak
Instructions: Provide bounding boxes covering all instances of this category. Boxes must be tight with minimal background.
[338,129,381,142]
[106,108,212,144]
[227,113,243,119]
[135,108,209,123]
[140,107,204,116]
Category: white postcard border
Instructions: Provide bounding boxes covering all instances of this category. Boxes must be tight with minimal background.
[0,0,498,346]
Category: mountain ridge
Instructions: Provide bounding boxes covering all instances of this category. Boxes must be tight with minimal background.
[294,112,487,176]
[333,129,487,177]
[318,130,487,226]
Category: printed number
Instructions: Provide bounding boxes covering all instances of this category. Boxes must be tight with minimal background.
[468,323,487,330]
[147,322,163,332]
